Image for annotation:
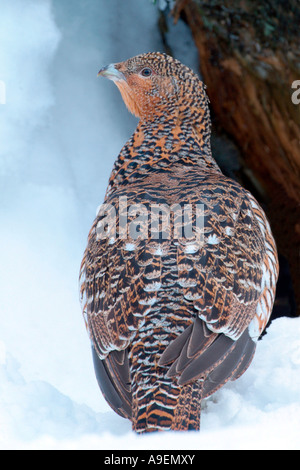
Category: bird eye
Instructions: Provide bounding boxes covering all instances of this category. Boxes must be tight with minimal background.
[140,67,152,77]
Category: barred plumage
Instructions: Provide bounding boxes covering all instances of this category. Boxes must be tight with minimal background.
[79,52,279,432]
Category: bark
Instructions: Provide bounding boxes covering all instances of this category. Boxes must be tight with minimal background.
[172,0,300,315]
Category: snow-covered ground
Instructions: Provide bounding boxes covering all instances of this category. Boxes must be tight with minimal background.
[0,0,299,450]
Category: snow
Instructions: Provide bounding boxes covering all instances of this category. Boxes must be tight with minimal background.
[0,0,299,451]
[1,317,300,450]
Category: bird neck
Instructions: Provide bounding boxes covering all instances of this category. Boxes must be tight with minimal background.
[105,119,220,198]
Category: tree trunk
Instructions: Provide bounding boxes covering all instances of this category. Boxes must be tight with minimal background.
[172,0,300,316]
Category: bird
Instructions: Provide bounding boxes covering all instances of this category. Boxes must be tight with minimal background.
[79,52,279,433]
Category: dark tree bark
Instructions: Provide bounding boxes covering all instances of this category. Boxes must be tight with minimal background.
[172,0,300,315]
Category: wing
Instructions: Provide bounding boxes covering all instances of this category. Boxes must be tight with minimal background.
[158,174,279,391]
[79,195,163,417]
[80,171,279,412]
[91,347,132,418]
[79,203,158,355]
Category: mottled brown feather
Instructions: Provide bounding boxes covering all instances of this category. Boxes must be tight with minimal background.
[79,52,279,433]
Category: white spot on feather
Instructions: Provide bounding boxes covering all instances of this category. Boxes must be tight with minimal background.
[139,297,157,306]
[248,317,260,341]
[144,282,162,292]
[124,242,136,251]
[184,244,198,254]
[225,226,235,236]
[207,234,220,245]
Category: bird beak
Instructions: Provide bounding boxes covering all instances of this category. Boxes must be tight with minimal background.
[97,64,126,82]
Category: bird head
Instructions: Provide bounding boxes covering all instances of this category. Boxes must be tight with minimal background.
[98,52,209,126]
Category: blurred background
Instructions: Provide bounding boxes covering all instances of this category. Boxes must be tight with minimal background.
[0,0,299,449]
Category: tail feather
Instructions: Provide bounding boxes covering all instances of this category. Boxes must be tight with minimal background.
[131,377,203,433]
[91,316,257,432]
[171,380,203,431]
